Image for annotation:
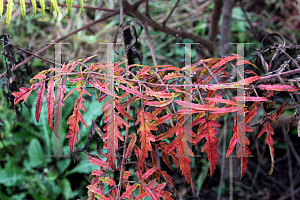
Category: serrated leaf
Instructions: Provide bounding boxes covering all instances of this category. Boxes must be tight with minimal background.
[66,96,88,153]
[125,133,137,159]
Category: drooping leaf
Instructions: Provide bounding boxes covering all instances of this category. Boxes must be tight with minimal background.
[20,0,26,19]
[125,133,137,159]
[80,0,84,15]
[66,0,73,15]
[6,0,14,29]
[51,0,59,20]
[46,79,55,131]
[12,87,33,105]
[135,107,158,166]
[39,0,45,19]
[165,124,195,184]
[35,81,45,123]
[193,118,220,177]
[66,96,88,153]
[31,0,37,17]
[258,122,275,175]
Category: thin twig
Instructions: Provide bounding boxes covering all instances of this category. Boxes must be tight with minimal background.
[0,39,61,66]
[122,0,214,55]
[162,0,180,26]
[143,22,157,66]
[116,1,129,199]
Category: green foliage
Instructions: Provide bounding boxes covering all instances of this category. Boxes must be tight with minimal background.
[0,0,84,28]
[0,89,99,199]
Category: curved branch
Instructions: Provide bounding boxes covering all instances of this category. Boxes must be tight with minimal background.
[122,0,214,55]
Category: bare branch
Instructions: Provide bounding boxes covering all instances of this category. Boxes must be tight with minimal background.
[220,0,236,57]
[122,0,214,55]
[208,0,223,44]
[162,0,180,26]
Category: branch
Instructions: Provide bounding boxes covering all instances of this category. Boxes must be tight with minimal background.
[162,0,180,26]
[0,40,61,66]
[122,0,214,55]
[220,0,236,56]
[208,0,223,44]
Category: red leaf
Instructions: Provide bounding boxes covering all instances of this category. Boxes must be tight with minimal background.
[120,184,139,199]
[205,97,236,105]
[231,76,261,86]
[152,114,173,127]
[66,96,88,153]
[258,84,300,92]
[144,186,159,200]
[12,87,33,105]
[135,108,158,166]
[35,81,46,123]
[144,97,174,107]
[211,54,238,69]
[163,72,181,80]
[165,124,195,184]
[115,100,133,120]
[32,74,46,80]
[157,66,181,71]
[118,85,153,100]
[174,100,216,111]
[233,96,270,102]
[144,91,179,99]
[125,133,137,159]
[194,120,219,176]
[258,122,275,159]
[86,154,110,169]
[54,85,63,140]
[141,167,159,181]
[46,79,55,131]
